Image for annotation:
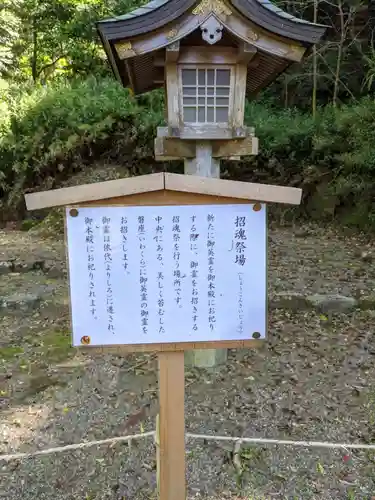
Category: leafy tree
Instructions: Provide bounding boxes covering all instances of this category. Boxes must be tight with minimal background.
[0,1,20,75]
[270,0,368,109]
[1,0,144,82]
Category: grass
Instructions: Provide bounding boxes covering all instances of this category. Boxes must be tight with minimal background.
[38,329,72,362]
[1,328,72,369]
[0,345,24,360]
[0,328,73,398]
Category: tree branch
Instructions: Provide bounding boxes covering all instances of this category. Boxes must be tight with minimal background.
[36,54,67,78]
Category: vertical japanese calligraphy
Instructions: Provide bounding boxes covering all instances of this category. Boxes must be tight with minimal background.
[237,272,244,334]
[102,216,114,334]
[190,215,199,333]
[154,216,165,335]
[234,215,247,267]
[120,216,129,272]
[84,216,97,320]
[138,216,149,335]
[172,215,182,306]
[207,213,216,332]
[234,215,248,334]
[67,204,266,347]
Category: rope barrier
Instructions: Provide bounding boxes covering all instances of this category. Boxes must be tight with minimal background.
[1,431,375,462]
[186,433,374,451]
[0,431,155,462]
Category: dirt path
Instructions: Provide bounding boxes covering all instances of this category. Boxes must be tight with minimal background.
[0,224,374,499]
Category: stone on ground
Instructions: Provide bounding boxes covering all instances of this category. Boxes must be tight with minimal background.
[306,294,357,313]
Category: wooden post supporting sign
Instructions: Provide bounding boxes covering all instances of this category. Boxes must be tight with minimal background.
[158,351,185,500]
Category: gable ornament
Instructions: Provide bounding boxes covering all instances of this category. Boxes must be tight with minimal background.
[200,16,224,44]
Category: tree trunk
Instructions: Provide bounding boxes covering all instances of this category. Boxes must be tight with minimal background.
[332,0,345,107]
[312,0,318,117]
[369,0,375,48]
[31,18,37,83]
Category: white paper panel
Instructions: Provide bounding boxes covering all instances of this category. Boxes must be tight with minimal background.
[66,204,266,346]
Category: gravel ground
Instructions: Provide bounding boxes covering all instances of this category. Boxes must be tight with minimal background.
[0,223,374,499]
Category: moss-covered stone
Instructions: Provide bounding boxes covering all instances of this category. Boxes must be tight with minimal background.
[358,295,375,311]
[21,219,39,231]
[30,209,64,239]
[269,292,310,311]
[306,294,357,313]
[305,181,339,220]
[0,292,42,312]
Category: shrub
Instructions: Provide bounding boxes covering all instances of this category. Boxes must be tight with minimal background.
[241,98,375,228]
[0,77,164,214]
[1,77,375,229]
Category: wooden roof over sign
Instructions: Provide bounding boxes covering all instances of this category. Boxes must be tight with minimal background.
[25,172,302,210]
[97,0,327,96]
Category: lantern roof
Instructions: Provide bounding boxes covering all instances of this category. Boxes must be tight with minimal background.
[97,0,327,96]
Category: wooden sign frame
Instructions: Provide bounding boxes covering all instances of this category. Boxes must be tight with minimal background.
[25,172,301,500]
[65,188,266,354]
[25,172,301,356]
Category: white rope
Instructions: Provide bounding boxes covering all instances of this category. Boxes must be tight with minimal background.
[0,431,155,462]
[185,433,375,451]
[1,431,375,462]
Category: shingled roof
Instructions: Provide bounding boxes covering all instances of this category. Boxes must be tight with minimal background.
[97,0,327,96]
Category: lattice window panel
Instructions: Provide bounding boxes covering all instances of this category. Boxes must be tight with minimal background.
[180,67,232,124]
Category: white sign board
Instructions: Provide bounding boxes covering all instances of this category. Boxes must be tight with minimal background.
[66,204,266,346]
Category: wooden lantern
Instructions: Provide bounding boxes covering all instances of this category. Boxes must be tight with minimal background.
[97,0,327,161]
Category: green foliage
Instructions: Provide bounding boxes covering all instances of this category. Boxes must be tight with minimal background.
[0,345,24,360]
[0,0,373,233]
[1,76,375,229]
[0,1,20,74]
[246,97,375,184]
[363,48,375,92]
[0,77,163,211]
[0,0,145,82]
[239,97,375,228]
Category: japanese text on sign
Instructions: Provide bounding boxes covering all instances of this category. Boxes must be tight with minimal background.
[66,204,266,346]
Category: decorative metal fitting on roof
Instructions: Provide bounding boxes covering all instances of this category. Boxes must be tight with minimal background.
[115,41,133,59]
[192,0,232,16]
[167,28,179,40]
[247,28,259,41]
